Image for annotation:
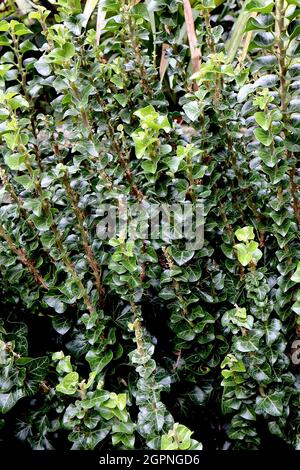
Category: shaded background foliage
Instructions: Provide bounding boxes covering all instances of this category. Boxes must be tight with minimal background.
[0,0,300,450]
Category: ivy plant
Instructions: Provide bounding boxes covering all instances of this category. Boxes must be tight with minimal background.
[0,0,300,451]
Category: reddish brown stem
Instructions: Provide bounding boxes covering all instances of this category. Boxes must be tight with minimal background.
[62,173,104,304]
[0,226,48,289]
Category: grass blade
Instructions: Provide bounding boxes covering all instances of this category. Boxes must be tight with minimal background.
[96,0,106,46]
[183,0,201,73]
[224,1,254,64]
[83,0,99,28]
[159,43,170,82]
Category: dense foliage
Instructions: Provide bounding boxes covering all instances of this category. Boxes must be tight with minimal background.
[0,0,300,450]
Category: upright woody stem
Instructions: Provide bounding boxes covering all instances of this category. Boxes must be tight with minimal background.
[275,1,300,227]
[276,0,288,114]
[0,226,48,290]
[62,172,104,305]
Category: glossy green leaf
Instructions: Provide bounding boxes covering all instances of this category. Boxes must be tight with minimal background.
[256,392,283,417]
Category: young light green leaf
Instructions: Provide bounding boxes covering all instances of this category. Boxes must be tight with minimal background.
[254,127,273,146]
[56,372,79,395]
[235,226,255,242]
[254,111,270,130]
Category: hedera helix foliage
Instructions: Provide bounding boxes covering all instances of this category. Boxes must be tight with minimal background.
[0,0,299,450]
[0,320,49,413]
[52,350,136,449]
